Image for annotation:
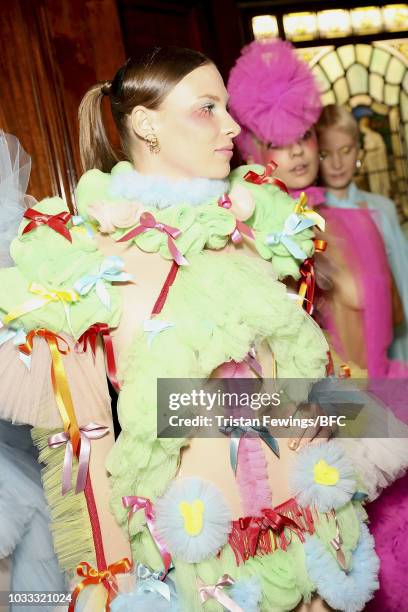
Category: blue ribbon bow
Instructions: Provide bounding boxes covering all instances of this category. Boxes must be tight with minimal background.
[74,256,132,309]
[135,563,171,601]
[220,424,280,473]
[266,213,314,260]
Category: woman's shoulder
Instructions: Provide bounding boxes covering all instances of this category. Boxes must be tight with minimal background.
[76,161,133,217]
[354,185,396,213]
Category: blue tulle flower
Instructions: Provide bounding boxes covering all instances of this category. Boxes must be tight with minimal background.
[230,576,262,612]
[304,523,379,611]
[111,574,179,612]
[290,441,356,511]
[155,477,231,563]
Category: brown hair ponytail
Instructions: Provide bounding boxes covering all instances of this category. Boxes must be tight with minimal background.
[79,83,119,172]
[79,46,211,173]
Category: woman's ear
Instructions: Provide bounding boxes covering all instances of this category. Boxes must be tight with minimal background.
[130,106,156,140]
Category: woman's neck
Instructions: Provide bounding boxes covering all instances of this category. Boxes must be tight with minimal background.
[325,185,349,201]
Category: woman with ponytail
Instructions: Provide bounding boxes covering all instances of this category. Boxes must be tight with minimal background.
[0,45,399,611]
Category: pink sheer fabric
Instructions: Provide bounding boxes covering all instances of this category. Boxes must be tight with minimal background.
[316,206,408,422]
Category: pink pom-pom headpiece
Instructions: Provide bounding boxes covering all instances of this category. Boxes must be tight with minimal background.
[227,40,322,161]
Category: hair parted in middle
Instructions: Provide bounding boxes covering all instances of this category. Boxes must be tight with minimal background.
[316,104,360,144]
[79,46,212,173]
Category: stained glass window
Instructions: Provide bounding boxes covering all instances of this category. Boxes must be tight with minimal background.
[303,41,408,221]
[370,47,390,74]
[334,77,350,103]
[312,65,331,92]
[369,73,384,100]
[385,83,400,104]
[252,15,279,40]
[401,91,408,121]
[386,56,406,84]
[337,44,355,69]
[356,44,372,66]
[322,90,336,106]
[320,52,344,81]
[347,64,369,94]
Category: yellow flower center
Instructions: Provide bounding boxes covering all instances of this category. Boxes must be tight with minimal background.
[313,459,340,486]
[179,499,205,536]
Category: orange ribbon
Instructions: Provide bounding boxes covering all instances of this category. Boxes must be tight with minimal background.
[339,364,351,378]
[68,558,132,612]
[314,239,327,252]
[19,329,80,456]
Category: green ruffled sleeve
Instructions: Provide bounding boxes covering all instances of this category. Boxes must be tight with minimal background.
[229,164,315,280]
[76,163,236,258]
[0,195,123,337]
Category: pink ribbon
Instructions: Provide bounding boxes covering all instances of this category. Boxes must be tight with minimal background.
[218,194,254,244]
[48,422,109,495]
[122,495,172,578]
[117,212,188,266]
[198,575,243,612]
[244,346,263,378]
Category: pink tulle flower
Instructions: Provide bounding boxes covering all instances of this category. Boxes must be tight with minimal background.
[228,40,322,158]
[88,200,143,234]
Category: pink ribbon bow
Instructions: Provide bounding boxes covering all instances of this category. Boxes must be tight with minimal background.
[48,422,109,495]
[122,495,172,578]
[117,212,188,266]
[198,575,243,612]
[218,194,254,244]
[23,208,72,242]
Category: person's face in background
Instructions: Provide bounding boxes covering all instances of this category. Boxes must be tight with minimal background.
[255,128,320,190]
[318,127,359,192]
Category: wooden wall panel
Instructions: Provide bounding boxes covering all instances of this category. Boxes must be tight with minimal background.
[0,0,125,209]
[118,0,243,80]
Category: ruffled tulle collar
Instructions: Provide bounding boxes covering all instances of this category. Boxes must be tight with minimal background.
[109,162,229,209]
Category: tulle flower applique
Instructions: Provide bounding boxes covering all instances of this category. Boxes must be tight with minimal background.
[154,478,232,563]
[87,200,143,234]
[290,441,356,512]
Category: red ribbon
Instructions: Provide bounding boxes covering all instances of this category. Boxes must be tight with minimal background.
[243,162,289,193]
[68,558,132,612]
[48,422,109,495]
[238,507,304,553]
[75,323,120,392]
[218,194,254,244]
[122,495,172,577]
[117,212,188,266]
[298,258,316,315]
[22,208,72,242]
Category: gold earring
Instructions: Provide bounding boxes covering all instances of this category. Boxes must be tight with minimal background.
[145,133,160,154]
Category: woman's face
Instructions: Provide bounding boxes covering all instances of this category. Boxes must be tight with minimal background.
[150,63,241,180]
[318,127,359,191]
[256,129,320,190]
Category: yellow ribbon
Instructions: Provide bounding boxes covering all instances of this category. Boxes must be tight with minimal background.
[4,282,79,335]
[294,193,326,231]
[19,329,81,455]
